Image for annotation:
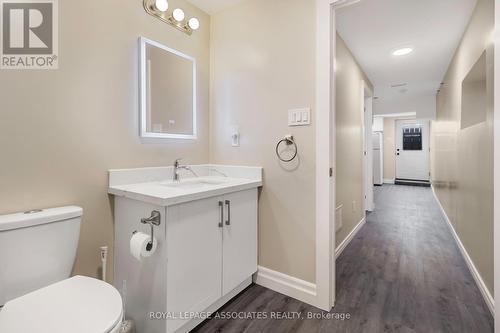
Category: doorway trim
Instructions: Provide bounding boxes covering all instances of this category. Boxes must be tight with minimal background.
[315,0,362,312]
[493,1,500,331]
[315,0,336,311]
[362,81,374,212]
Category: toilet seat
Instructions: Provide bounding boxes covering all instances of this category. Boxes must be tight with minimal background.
[0,276,123,333]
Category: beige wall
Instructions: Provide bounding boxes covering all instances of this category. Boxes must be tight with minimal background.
[210,0,317,282]
[335,35,373,246]
[0,0,210,281]
[431,0,494,293]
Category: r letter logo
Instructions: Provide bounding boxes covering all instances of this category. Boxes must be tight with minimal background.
[1,0,58,69]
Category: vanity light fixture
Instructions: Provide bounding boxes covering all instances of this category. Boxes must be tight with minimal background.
[143,0,200,36]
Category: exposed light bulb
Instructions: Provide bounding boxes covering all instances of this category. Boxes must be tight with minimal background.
[172,8,185,22]
[154,0,168,12]
[188,17,200,30]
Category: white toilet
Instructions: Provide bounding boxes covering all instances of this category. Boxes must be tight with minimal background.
[0,207,123,333]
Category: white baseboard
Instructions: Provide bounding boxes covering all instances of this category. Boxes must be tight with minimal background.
[431,185,494,316]
[253,266,317,306]
[335,217,366,259]
[383,178,395,184]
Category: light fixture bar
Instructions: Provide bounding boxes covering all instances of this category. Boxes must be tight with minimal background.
[143,0,198,36]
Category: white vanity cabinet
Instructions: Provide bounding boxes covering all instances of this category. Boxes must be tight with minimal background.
[109,164,262,333]
[166,189,257,333]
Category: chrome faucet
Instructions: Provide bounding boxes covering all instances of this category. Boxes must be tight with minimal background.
[173,158,196,181]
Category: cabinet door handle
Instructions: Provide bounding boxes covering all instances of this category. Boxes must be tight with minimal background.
[225,200,231,226]
[218,201,224,228]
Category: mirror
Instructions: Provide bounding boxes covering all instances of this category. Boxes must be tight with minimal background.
[139,37,197,139]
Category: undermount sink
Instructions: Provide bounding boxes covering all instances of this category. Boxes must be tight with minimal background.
[160,177,228,189]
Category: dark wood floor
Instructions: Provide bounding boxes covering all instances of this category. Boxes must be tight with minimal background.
[193,185,494,333]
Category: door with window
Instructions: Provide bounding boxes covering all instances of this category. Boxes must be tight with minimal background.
[395,120,430,181]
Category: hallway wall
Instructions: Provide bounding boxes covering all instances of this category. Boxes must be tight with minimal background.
[335,35,373,246]
[431,0,494,294]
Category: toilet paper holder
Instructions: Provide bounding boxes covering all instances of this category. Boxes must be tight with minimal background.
[137,210,161,251]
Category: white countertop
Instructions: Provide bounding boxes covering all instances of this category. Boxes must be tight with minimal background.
[108,165,262,207]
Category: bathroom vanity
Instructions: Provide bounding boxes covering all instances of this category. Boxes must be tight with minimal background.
[108,165,262,333]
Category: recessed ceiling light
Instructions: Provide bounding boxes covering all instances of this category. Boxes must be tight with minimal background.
[392,48,413,56]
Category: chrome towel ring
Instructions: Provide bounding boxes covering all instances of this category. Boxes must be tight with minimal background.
[276,135,298,162]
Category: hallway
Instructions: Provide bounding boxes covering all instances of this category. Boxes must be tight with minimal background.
[194,185,494,333]
[333,185,493,332]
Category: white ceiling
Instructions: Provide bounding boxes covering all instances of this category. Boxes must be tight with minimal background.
[187,0,247,15]
[336,0,477,115]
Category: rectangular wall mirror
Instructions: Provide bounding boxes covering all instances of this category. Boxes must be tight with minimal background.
[139,37,197,139]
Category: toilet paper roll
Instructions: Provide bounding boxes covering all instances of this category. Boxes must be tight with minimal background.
[130,232,157,261]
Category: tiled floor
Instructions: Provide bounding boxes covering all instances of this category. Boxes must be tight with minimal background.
[193,185,494,333]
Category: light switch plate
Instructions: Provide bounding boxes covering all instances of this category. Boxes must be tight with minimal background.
[288,108,311,126]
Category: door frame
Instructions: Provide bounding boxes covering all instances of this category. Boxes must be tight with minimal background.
[315,0,362,311]
[493,1,499,331]
[362,82,374,212]
[315,0,336,311]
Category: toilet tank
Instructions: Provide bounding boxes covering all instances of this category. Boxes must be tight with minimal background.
[0,206,82,306]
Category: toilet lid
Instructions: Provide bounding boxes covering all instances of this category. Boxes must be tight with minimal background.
[0,276,123,333]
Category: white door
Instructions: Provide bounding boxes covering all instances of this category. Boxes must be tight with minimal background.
[166,197,223,333]
[395,120,430,181]
[222,189,258,295]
